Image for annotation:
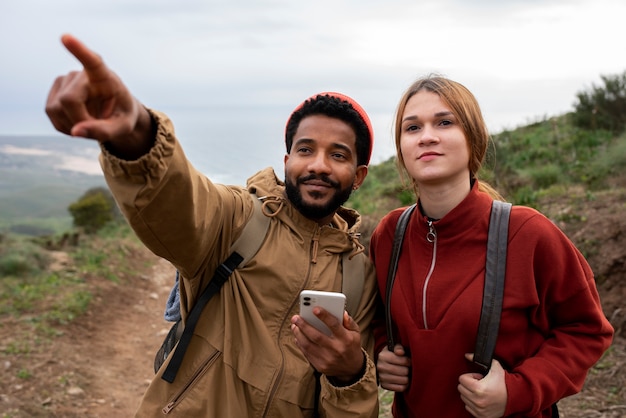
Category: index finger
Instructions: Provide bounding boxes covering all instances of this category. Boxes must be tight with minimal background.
[60,34,109,82]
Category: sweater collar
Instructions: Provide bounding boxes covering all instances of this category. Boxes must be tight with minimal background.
[416,181,493,237]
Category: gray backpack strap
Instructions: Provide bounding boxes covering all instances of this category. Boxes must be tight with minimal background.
[473,200,512,374]
[385,204,417,350]
[230,195,271,265]
[342,252,365,317]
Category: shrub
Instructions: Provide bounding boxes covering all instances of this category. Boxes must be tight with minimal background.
[572,71,626,134]
[68,187,117,234]
[530,164,563,189]
[0,238,48,277]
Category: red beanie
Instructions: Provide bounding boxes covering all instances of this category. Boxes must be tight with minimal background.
[286,92,374,165]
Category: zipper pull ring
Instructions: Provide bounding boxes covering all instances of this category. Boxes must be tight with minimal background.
[426,220,436,243]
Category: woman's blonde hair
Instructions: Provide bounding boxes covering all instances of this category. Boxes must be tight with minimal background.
[393,74,503,200]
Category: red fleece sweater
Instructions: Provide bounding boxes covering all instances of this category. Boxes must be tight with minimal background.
[370,184,614,417]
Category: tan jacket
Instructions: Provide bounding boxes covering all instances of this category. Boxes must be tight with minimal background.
[100,110,380,417]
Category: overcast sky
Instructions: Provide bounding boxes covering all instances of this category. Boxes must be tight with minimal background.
[1,0,624,184]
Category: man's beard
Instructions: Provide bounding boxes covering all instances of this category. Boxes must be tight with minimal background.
[285,174,353,221]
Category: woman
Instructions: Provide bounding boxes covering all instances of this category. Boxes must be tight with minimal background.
[370,75,614,417]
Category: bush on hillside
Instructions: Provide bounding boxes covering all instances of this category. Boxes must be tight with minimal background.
[68,187,120,234]
[0,235,48,277]
[581,134,626,190]
[573,70,626,134]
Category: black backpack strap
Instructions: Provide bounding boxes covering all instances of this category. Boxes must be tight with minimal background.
[162,251,243,383]
[385,204,417,351]
[473,200,512,374]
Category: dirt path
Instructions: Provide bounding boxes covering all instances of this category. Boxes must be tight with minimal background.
[56,257,175,417]
[1,252,175,417]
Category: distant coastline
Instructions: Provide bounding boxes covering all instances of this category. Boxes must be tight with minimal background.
[0,134,103,176]
[0,135,106,232]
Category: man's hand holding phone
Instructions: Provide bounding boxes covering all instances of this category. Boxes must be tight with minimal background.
[291,290,366,383]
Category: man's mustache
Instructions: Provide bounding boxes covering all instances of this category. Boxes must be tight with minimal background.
[297,174,339,188]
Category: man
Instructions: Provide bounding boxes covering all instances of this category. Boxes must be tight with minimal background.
[46,34,379,417]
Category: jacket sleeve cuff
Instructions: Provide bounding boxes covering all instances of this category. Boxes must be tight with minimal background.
[319,350,379,416]
[322,348,376,390]
[99,108,176,182]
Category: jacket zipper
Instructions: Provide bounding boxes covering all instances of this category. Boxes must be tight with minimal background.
[261,225,320,416]
[162,349,221,414]
[310,226,321,264]
[422,220,437,329]
[261,363,284,417]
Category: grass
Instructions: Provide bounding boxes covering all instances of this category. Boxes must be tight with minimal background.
[0,222,143,354]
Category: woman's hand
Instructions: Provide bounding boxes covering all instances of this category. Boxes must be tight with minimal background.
[458,353,507,418]
[377,344,411,392]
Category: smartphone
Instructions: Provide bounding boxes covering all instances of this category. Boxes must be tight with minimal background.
[299,290,346,336]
